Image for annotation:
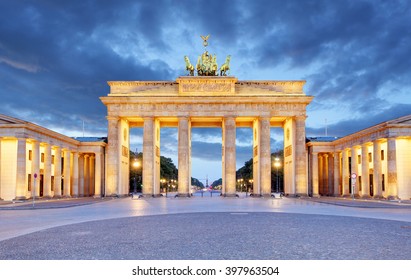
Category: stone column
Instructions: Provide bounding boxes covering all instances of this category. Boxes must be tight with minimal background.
[312,152,320,197]
[387,137,398,200]
[78,154,84,196]
[53,146,62,197]
[63,149,71,197]
[295,116,307,196]
[72,152,79,197]
[351,146,359,197]
[318,154,323,195]
[143,117,154,196]
[328,154,334,195]
[260,117,271,196]
[43,143,52,198]
[89,155,95,196]
[83,154,89,196]
[342,148,350,196]
[178,117,191,197]
[31,140,40,198]
[106,116,119,197]
[333,152,340,196]
[323,154,329,195]
[373,140,382,198]
[223,117,236,196]
[0,138,2,200]
[15,138,27,200]
[361,144,370,198]
[94,152,102,197]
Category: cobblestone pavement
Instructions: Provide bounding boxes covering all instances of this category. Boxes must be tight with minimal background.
[0,196,410,259]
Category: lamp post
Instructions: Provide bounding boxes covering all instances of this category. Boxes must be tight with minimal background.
[161,178,166,197]
[132,159,141,194]
[274,157,281,193]
[248,179,253,197]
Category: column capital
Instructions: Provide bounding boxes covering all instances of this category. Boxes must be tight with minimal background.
[106,116,120,121]
[294,115,307,121]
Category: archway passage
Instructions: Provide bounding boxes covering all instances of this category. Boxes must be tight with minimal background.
[100,76,313,198]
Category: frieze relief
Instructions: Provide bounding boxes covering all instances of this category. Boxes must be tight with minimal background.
[112,102,307,116]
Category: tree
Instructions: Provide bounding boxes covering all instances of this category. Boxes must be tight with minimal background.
[129,150,204,192]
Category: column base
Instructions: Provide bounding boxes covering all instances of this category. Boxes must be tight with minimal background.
[13,197,28,201]
[387,195,400,201]
[93,195,102,198]
[361,195,372,199]
[53,195,63,199]
[372,195,384,199]
[311,194,321,198]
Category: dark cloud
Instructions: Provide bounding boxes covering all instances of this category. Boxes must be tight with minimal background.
[307,103,411,137]
[1,0,410,168]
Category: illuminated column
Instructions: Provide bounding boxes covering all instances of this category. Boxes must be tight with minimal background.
[178,116,191,197]
[323,154,329,195]
[342,148,350,196]
[63,149,71,197]
[78,154,84,196]
[53,146,62,197]
[318,155,323,195]
[295,116,308,196]
[143,117,154,196]
[387,137,398,200]
[328,154,333,195]
[15,138,27,200]
[72,152,79,197]
[89,155,95,196]
[106,116,119,197]
[31,140,40,197]
[351,146,359,196]
[260,117,271,196]
[222,116,236,196]
[361,144,370,198]
[83,154,89,196]
[333,152,340,196]
[43,143,52,198]
[373,140,382,198]
[312,152,319,197]
[94,152,102,197]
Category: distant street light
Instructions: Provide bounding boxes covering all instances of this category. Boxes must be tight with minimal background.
[274,157,281,193]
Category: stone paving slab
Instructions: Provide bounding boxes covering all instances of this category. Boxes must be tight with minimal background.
[0,212,410,260]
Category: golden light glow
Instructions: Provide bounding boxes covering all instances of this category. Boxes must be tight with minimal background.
[132,160,140,168]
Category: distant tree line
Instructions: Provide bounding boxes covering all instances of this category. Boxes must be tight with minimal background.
[129,151,204,193]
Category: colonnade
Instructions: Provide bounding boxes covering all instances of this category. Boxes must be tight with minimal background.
[106,114,308,198]
[0,137,104,201]
[310,138,400,199]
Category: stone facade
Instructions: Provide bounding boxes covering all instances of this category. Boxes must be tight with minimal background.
[0,114,106,201]
[101,76,313,197]
[307,115,411,200]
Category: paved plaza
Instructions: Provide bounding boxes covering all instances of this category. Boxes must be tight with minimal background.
[0,195,410,259]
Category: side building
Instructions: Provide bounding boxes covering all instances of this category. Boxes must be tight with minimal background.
[307,115,411,200]
[0,114,106,201]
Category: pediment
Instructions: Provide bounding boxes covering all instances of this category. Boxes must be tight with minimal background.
[0,114,27,125]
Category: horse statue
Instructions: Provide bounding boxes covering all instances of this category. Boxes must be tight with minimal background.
[210,54,218,76]
[220,55,231,76]
[184,55,194,76]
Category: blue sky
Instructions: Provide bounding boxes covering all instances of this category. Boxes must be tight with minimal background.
[1,0,410,183]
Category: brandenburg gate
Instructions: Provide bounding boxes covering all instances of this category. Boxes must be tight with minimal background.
[100,36,313,198]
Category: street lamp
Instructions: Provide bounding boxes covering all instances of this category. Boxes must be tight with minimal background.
[248,179,253,197]
[161,178,167,197]
[132,160,141,194]
[274,157,281,193]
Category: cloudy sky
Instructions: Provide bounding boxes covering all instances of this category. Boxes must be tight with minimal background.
[1,0,410,183]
